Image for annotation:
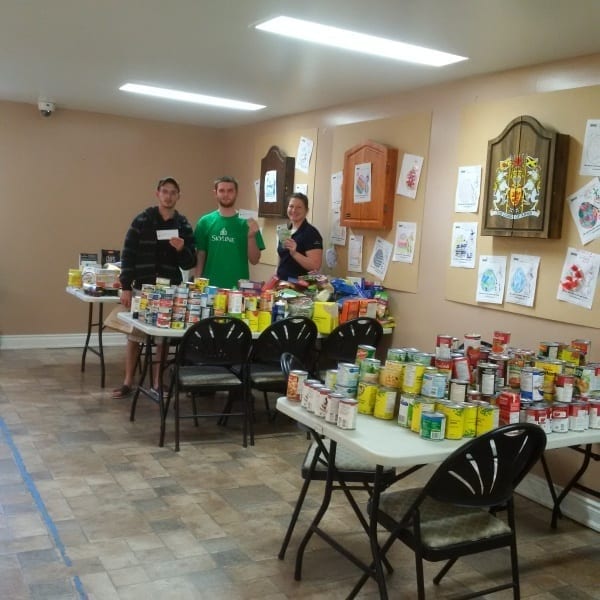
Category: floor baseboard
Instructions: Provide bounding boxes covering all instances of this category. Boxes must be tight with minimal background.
[0,333,127,350]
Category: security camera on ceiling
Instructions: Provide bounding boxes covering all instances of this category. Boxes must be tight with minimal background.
[38,101,55,117]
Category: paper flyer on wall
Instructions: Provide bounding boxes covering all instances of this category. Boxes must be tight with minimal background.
[264,170,277,203]
[294,183,308,195]
[347,234,363,272]
[567,177,600,245]
[367,237,392,280]
[353,162,371,203]
[296,136,314,173]
[329,171,346,245]
[454,165,481,212]
[580,119,600,176]
[392,221,416,263]
[505,254,540,307]
[396,153,423,199]
[476,255,507,304]
[449,222,477,268]
[556,246,600,309]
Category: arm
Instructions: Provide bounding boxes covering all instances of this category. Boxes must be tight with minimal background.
[118,214,143,292]
[290,247,322,273]
[173,216,197,271]
[247,218,262,265]
[195,250,207,277]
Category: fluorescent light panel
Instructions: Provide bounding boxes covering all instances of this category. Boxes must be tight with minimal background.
[119,83,265,111]
[255,16,467,67]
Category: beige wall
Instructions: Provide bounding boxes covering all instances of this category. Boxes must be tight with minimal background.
[0,102,223,335]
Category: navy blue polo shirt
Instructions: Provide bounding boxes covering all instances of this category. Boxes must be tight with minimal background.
[276,220,323,280]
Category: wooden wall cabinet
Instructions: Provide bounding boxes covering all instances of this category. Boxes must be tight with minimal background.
[482,115,569,238]
[341,140,398,230]
[258,145,295,218]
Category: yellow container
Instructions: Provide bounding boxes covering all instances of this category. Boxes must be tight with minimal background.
[443,403,465,440]
[462,403,478,438]
[379,360,404,389]
[373,386,397,420]
[67,268,82,287]
[245,310,259,332]
[257,310,272,332]
[357,381,378,415]
[410,396,436,433]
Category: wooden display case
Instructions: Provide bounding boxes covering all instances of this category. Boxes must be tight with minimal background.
[341,140,398,230]
[482,115,569,238]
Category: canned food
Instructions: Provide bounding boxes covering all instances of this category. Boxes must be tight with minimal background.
[551,403,570,433]
[526,403,551,434]
[462,403,478,438]
[373,387,398,420]
[397,393,415,428]
[410,396,436,433]
[568,401,589,431]
[324,369,338,389]
[420,412,446,441]
[452,356,472,382]
[379,360,404,388]
[588,400,600,429]
[315,387,332,418]
[337,363,360,387]
[420,371,446,399]
[337,398,358,429]
[491,331,511,354]
[402,362,426,394]
[355,344,377,365]
[534,358,564,401]
[413,352,435,366]
[440,403,465,439]
[286,370,308,401]
[475,402,499,436]
[436,334,454,359]
[477,363,498,397]
[325,392,344,424]
[387,348,407,362]
[359,358,381,383]
[449,379,469,403]
[356,381,378,415]
[555,374,575,403]
[539,341,561,360]
[488,353,510,392]
[464,333,481,367]
[520,367,544,402]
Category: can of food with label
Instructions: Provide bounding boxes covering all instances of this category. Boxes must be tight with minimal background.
[551,403,570,433]
[534,358,564,402]
[355,344,376,365]
[411,396,436,433]
[356,381,378,415]
[420,412,446,441]
[588,400,600,429]
[555,374,575,403]
[477,363,498,398]
[324,369,338,389]
[520,367,544,402]
[287,370,308,402]
[373,386,398,420]
[462,402,478,437]
[421,371,447,399]
[539,341,561,360]
[452,355,472,383]
[436,334,454,358]
[379,360,404,388]
[397,392,415,428]
[387,347,407,362]
[491,331,511,354]
[526,403,551,434]
[443,403,465,439]
[449,379,469,403]
[301,379,321,410]
[337,362,360,388]
[337,398,358,429]
[488,353,510,392]
[359,358,381,384]
[315,387,332,418]
[402,362,426,394]
[325,392,344,424]
[568,401,589,431]
[475,401,499,436]
[414,352,435,367]
[334,383,357,398]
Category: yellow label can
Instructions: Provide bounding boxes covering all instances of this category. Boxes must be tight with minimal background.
[357,381,378,415]
[443,403,465,440]
[257,310,272,332]
[462,403,478,438]
[410,396,436,433]
[373,386,397,420]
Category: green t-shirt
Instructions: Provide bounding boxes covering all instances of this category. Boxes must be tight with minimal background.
[194,210,266,289]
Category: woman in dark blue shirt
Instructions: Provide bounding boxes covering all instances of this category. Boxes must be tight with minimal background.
[276,193,323,280]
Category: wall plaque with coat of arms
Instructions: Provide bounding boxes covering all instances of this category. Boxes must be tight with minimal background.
[482,115,569,238]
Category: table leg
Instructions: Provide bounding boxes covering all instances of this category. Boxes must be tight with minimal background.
[97,304,106,387]
[81,303,94,373]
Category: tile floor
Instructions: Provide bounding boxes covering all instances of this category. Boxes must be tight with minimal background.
[0,347,598,599]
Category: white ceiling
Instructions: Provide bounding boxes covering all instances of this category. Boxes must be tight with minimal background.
[2,0,599,128]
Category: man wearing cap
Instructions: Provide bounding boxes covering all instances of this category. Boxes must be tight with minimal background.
[112,177,196,399]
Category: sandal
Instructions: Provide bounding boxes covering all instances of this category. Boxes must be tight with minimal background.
[111,384,132,399]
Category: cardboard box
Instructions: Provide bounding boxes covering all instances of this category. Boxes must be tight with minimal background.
[312,301,339,335]
[340,299,359,323]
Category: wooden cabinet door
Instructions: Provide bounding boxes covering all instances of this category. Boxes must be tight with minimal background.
[341,140,398,230]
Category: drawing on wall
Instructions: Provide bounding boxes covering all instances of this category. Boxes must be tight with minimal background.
[475,255,507,304]
[353,162,371,203]
[296,136,314,174]
[450,222,477,268]
[556,247,600,310]
[567,177,600,245]
[580,119,600,176]
[396,153,423,199]
[505,253,540,307]
[367,236,392,280]
[455,165,481,213]
[264,170,277,203]
[392,221,416,263]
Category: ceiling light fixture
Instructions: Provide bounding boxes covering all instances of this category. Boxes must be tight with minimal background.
[255,16,467,67]
[119,83,265,111]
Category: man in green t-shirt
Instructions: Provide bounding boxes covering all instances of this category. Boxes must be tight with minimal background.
[194,176,265,289]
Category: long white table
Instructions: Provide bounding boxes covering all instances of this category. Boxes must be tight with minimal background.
[276,396,600,599]
[66,287,120,387]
